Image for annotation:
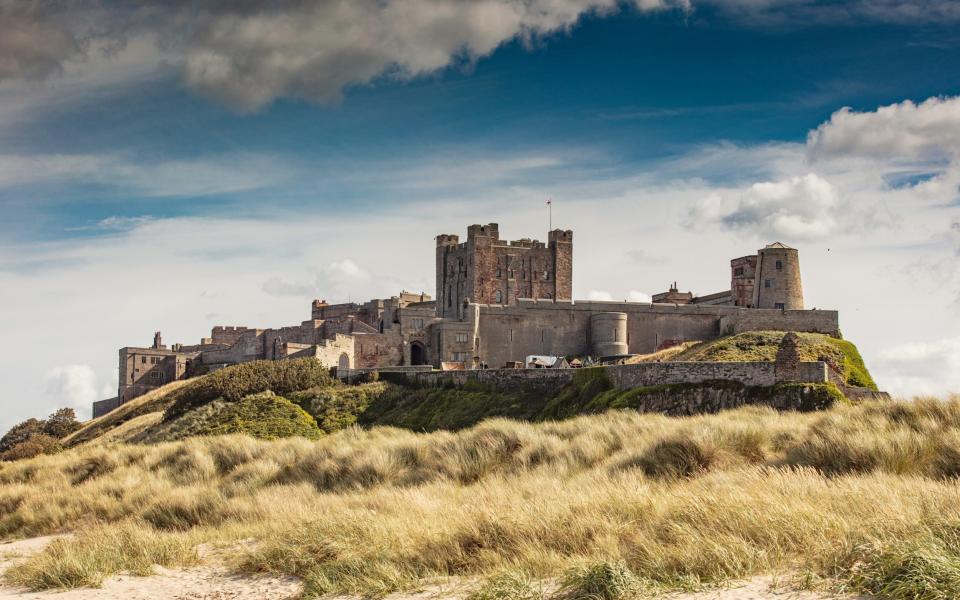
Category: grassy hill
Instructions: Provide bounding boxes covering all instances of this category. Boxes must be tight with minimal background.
[674,331,877,390]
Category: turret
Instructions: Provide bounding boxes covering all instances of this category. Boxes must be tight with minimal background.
[752,243,804,310]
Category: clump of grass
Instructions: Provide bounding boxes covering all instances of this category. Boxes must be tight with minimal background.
[841,535,960,600]
[637,436,717,478]
[4,522,198,590]
[468,569,545,600]
[557,560,642,600]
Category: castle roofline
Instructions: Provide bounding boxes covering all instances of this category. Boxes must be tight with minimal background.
[764,242,795,249]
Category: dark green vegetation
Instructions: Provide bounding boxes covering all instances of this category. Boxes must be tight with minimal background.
[0,408,81,461]
[164,358,333,420]
[356,370,844,432]
[675,331,877,390]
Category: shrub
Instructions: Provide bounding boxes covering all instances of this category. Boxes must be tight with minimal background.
[0,434,62,462]
[290,382,386,433]
[0,408,80,461]
[195,392,322,440]
[164,358,333,420]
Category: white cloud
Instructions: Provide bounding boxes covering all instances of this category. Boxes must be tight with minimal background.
[808,96,960,163]
[873,336,960,397]
[628,290,652,302]
[0,152,294,197]
[262,259,373,299]
[587,290,614,301]
[43,365,100,418]
[687,173,841,240]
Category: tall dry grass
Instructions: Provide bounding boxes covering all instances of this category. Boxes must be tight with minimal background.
[2,397,960,598]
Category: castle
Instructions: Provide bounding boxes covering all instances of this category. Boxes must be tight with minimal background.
[93,223,838,417]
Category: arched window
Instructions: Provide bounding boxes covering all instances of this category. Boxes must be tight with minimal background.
[495,290,503,304]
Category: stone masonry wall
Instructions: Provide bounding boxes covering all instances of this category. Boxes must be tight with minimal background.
[462,300,840,368]
[392,360,828,394]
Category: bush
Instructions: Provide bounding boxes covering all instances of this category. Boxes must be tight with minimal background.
[0,434,62,461]
[289,382,386,433]
[0,408,80,461]
[183,392,322,441]
[164,358,333,420]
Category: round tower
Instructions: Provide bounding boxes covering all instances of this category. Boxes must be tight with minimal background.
[751,243,804,310]
[590,312,628,357]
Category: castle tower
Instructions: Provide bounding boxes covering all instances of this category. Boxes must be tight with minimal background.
[751,243,804,310]
[435,224,573,319]
[730,255,758,307]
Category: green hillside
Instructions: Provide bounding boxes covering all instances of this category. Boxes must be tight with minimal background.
[675,331,877,390]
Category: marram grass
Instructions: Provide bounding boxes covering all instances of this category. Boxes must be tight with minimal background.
[3,397,960,598]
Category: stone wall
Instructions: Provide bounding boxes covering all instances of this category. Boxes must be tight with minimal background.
[383,360,829,394]
[92,397,119,418]
[457,300,840,368]
[719,309,839,336]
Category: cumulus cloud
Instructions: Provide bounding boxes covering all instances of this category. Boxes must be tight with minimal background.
[44,365,101,417]
[0,0,689,113]
[687,173,840,240]
[808,96,960,163]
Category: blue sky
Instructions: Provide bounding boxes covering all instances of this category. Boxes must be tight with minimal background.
[1,0,960,428]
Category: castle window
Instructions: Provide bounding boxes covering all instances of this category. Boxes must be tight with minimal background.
[496,268,502,278]
[775,260,783,270]
[141,356,146,364]
[411,318,424,329]
[774,303,785,310]
[543,271,550,280]
[452,352,468,362]
[455,333,468,343]
[508,270,514,278]
[734,267,744,276]
[764,279,772,288]
[495,290,503,303]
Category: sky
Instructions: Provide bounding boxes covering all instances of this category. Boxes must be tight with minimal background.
[1,0,960,430]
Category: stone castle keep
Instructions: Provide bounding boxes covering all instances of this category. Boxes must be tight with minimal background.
[93,223,839,417]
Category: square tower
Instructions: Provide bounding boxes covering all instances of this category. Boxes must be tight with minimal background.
[435,224,573,318]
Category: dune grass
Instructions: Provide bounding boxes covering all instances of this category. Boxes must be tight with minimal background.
[3,398,960,597]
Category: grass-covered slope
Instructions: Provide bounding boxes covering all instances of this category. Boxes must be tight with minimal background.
[4,398,960,598]
[675,331,877,390]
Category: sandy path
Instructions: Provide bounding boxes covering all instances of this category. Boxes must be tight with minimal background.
[0,537,869,600]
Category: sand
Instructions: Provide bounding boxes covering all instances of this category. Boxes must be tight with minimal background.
[0,536,869,600]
